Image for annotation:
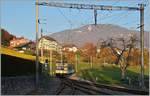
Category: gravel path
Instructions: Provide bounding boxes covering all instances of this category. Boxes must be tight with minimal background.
[1,76,36,95]
[1,75,61,95]
[1,75,88,95]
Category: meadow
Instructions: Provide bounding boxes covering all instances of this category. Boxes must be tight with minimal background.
[76,61,149,88]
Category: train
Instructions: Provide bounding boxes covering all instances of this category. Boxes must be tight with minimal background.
[55,61,75,76]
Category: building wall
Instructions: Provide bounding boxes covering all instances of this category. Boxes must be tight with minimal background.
[38,38,61,52]
[10,37,29,47]
[63,46,78,52]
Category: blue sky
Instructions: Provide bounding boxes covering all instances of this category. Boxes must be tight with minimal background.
[1,0,149,40]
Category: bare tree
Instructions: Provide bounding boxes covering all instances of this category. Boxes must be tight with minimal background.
[108,34,138,80]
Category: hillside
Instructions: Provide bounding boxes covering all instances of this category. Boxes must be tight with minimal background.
[1,28,16,46]
[49,24,149,48]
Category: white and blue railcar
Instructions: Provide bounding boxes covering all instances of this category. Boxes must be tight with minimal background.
[55,61,75,76]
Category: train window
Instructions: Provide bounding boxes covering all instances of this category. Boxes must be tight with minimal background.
[56,66,64,70]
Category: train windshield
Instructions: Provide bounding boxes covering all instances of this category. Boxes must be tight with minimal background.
[56,66,64,70]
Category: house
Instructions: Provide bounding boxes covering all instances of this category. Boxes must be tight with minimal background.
[15,41,36,51]
[38,36,62,63]
[62,44,78,53]
[9,37,30,48]
[38,36,61,52]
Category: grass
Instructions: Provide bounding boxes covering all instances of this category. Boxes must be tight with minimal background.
[76,63,149,87]
[77,65,122,84]
[1,47,35,60]
[77,61,91,70]
[128,66,149,76]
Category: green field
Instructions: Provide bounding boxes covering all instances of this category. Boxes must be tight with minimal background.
[1,47,35,60]
[76,62,149,88]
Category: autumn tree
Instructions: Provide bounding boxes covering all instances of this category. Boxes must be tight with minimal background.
[82,42,96,68]
[65,51,75,63]
[1,28,16,46]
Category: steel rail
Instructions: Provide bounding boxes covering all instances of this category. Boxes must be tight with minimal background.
[63,78,149,95]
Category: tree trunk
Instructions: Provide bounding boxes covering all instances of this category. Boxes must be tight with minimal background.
[90,56,93,69]
[121,69,126,80]
[120,57,127,80]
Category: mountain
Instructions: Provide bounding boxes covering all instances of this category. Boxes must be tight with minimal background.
[1,28,16,46]
[49,24,149,48]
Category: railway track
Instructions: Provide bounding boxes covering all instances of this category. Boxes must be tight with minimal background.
[26,75,148,95]
[55,77,76,95]
[55,77,149,95]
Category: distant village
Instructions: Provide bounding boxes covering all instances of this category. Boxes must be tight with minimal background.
[8,37,76,56]
[1,28,78,55]
[9,37,35,53]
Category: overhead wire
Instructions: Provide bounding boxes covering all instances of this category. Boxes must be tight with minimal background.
[144,0,149,5]
[94,10,139,38]
[40,0,149,51]
[96,0,144,31]
[68,8,74,44]
[57,8,73,27]
[81,1,138,43]
[111,0,121,6]
[97,0,138,24]
[57,8,73,44]
[52,0,146,44]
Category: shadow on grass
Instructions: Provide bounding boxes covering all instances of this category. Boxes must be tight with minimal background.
[79,65,149,88]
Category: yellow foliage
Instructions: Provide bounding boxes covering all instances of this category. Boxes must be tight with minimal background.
[1,47,35,60]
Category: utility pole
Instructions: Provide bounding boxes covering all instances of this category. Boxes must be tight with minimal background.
[139,4,145,88]
[40,29,43,63]
[61,49,63,65]
[49,50,53,76]
[94,9,97,25]
[41,46,43,62]
[35,0,39,87]
[46,0,48,3]
[41,28,43,37]
[90,56,93,68]
[75,53,78,72]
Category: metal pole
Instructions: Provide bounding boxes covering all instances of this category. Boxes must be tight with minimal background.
[35,0,39,86]
[37,2,140,11]
[90,56,93,68]
[140,4,145,88]
[41,28,43,37]
[41,47,43,62]
[46,0,48,3]
[75,53,78,72]
[40,37,43,63]
[49,50,52,76]
[94,9,97,25]
[61,49,63,65]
